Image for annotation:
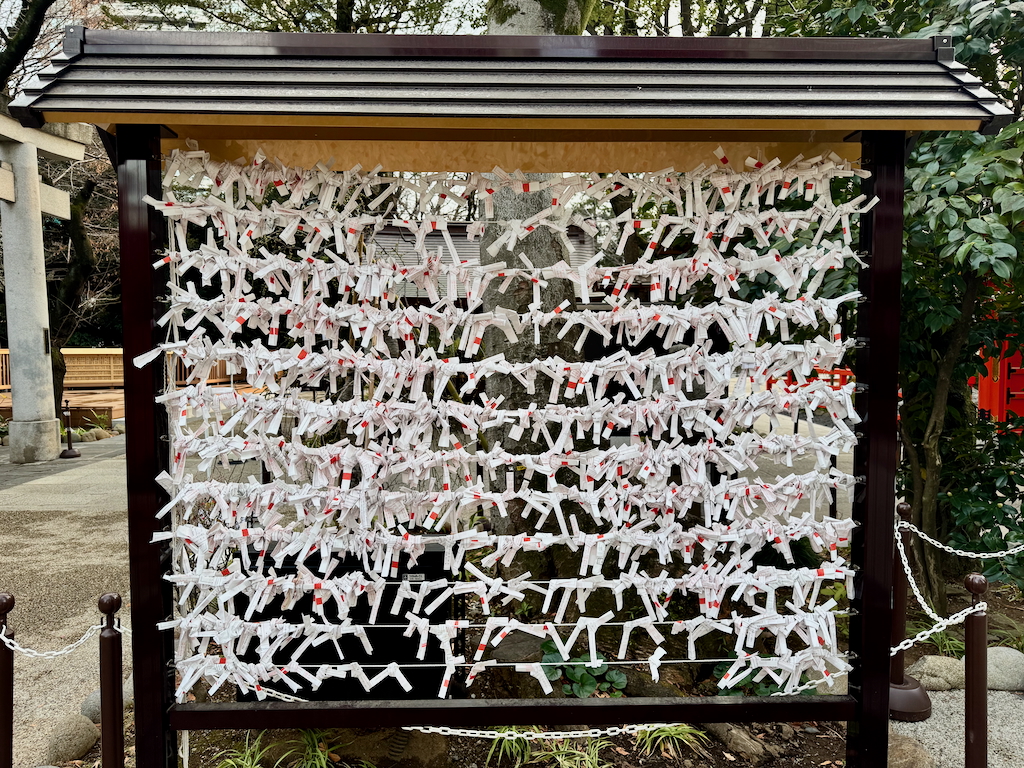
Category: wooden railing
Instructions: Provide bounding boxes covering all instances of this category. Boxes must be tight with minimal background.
[0,348,239,390]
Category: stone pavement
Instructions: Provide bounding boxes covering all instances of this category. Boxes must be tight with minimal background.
[0,433,130,767]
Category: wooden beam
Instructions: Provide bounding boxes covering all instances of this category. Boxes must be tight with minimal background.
[161,138,862,173]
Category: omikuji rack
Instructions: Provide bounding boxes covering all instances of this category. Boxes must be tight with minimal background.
[11,29,1011,768]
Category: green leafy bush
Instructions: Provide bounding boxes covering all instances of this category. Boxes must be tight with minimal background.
[540,641,627,698]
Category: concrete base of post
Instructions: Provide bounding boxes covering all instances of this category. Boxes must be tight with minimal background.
[889,674,932,721]
[9,418,61,463]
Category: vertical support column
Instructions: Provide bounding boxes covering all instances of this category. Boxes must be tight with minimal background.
[846,131,905,768]
[964,574,989,768]
[0,141,59,463]
[0,593,14,768]
[98,593,124,767]
[115,125,175,768]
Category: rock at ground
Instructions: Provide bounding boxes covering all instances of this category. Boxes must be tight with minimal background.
[331,728,448,768]
[79,430,96,442]
[67,431,80,443]
[45,714,99,764]
[490,632,543,662]
[907,655,965,691]
[986,645,1024,691]
[1,436,8,446]
[88,428,111,440]
[123,672,135,706]
[778,723,796,740]
[702,723,766,764]
[80,689,102,723]
[888,728,935,767]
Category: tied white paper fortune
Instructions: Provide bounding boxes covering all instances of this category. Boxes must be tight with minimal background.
[142,147,870,701]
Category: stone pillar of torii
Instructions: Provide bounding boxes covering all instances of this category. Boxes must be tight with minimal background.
[0,113,88,463]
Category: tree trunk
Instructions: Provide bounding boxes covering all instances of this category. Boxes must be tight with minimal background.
[487,0,596,35]
[0,0,58,92]
[335,0,354,32]
[914,272,983,615]
[48,179,97,411]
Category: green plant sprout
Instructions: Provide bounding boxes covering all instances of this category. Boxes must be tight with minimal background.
[213,730,293,768]
[906,621,966,658]
[634,724,710,760]
[529,737,612,768]
[486,726,541,766]
[540,641,627,698]
[286,729,352,768]
[84,409,112,431]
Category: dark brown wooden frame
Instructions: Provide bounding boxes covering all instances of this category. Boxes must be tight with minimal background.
[116,124,904,768]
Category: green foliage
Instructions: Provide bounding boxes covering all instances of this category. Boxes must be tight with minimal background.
[214,731,293,768]
[939,416,1024,587]
[486,726,541,767]
[105,0,484,35]
[83,409,112,431]
[907,620,967,658]
[634,724,710,760]
[540,641,627,698]
[529,738,613,768]
[286,729,352,768]
[768,0,1024,608]
[989,616,1024,652]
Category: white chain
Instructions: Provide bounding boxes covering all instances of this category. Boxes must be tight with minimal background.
[0,625,102,659]
[403,723,689,741]
[889,603,987,657]
[895,524,944,623]
[892,519,989,654]
[0,620,127,660]
[897,519,1024,559]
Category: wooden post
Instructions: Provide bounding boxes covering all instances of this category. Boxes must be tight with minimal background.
[115,124,175,768]
[846,130,905,768]
[0,593,13,768]
[965,574,988,768]
[98,593,124,768]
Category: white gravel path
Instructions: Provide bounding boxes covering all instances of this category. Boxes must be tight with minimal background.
[891,689,1024,768]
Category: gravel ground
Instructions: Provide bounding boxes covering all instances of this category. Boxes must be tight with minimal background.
[891,689,1024,768]
[0,434,131,768]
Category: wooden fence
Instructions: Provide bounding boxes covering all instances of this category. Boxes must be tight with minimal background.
[0,348,238,390]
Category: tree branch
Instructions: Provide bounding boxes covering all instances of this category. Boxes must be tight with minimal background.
[0,0,58,92]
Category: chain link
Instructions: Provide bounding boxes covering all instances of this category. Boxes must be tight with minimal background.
[0,619,127,660]
[403,723,688,741]
[889,603,987,657]
[897,519,1024,560]
[895,523,943,623]
[0,625,103,659]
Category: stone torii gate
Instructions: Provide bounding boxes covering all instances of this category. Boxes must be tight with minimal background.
[0,113,87,463]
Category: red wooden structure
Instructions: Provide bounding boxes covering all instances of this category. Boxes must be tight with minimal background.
[977,344,1024,421]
